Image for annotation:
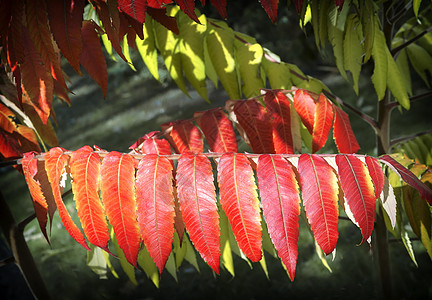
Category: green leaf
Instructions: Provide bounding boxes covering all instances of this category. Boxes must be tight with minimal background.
[318,0,330,48]
[178,11,208,101]
[154,7,189,95]
[112,230,137,285]
[396,49,413,96]
[328,22,348,81]
[137,246,159,288]
[310,0,320,48]
[386,46,410,109]
[122,34,136,71]
[360,0,375,62]
[371,18,388,100]
[262,60,293,90]
[314,239,332,273]
[87,245,108,279]
[262,217,276,258]
[234,32,265,98]
[259,253,269,279]
[173,230,187,269]
[136,14,159,81]
[219,206,235,276]
[413,0,422,17]
[336,0,351,31]
[400,227,418,266]
[203,34,218,88]
[294,76,329,94]
[183,234,200,272]
[343,14,364,94]
[101,33,116,61]
[206,20,240,99]
[165,252,178,282]
[407,43,432,87]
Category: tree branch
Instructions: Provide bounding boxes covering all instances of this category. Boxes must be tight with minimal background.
[322,90,379,130]
[390,129,432,147]
[391,26,432,56]
[387,90,432,111]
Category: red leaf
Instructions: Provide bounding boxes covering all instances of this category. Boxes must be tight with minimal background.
[217,153,262,262]
[195,108,238,153]
[209,0,227,19]
[136,154,175,273]
[336,154,376,244]
[26,0,68,90]
[147,0,173,8]
[45,147,90,249]
[92,0,127,62]
[365,156,385,199]
[147,7,179,35]
[293,89,316,134]
[263,89,294,154]
[176,152,220,273]
[47,0,84,73]
[6,1,24,69]
[176,0,200,23]
[298,154,339,255]
[80,21,108,97]
[20,27,53,124]
[118,0,146,23]
[162,120,203,153]
[259,0,278,23]
[335,0,345,10]
[100,152,140,266]
[379,155,432,205]
[21,153,49,242]
[312,94,334,153]
[231,99,275,154]
[333,105,360,154]
[70,146,110,252]
[293,0,304,14]
[257,155,300,280]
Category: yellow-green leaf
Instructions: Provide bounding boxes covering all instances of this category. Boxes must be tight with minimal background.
[386,47,410,109]
[234,33,265,98]
[396,49,412,96]
[136,14,159,81]
[262,60,293,90]
[343,14,364,94]
[112,230,137,285]
[122,35,136,71]
[371,17,388,100]
[137,246,159,288]
[407,43,432,87]
[328,22,348,81]
[178,11,208,101]
[206,20,240,99]
[219,206,234,276]
[87,245,108,279]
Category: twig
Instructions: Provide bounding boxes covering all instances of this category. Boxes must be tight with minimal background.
[390,129,432,147]
[391,26,432,56]
[17,213,36,232]
[387,90,432,110]
[0,256,15,266]
[323,90,379,130]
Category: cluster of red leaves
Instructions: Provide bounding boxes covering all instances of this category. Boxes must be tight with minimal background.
[21,89,432,280]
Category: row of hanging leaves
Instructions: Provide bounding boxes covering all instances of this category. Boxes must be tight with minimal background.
[0,0,353,162]
[20,88,432,281]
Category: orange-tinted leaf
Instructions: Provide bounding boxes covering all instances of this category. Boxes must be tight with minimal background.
[176,152,220,273]
[259,0,278,23]
[26,0,68,90]
[162,120,203,154]
[336,155,376,244]
[195,108,238,153]
[80,21,108,97]
[21,153,49,242]
[130,131,172,155]
[380,155,432,205]
[365,156,385,199]
[293,89,315,134]
[217,153,262,262]
[70,146,110,252]
[21,27,53,124]
[47,0,84,73]
[176,0,200,23]
[209,0,227,19]
[136,154,175,273]
[263,89,294,154]
[257,155,300,280]
[312,94,334,153]
[100,152,140,266]
[232,99,275,154]
[45,147,91,249]
[298,154,339,255]
[118,0,146,23]
[333,105,360,154]
[147,7,179,35]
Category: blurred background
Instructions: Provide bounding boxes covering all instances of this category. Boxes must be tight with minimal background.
[1,1,432,299]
